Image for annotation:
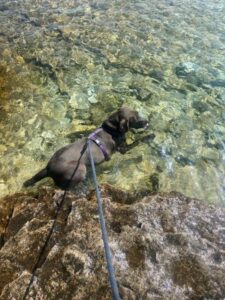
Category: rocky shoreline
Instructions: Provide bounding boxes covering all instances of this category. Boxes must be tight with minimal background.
[0,185,224,299]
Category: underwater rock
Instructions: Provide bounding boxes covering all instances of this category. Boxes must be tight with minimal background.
[175,62,200,77]
[175,154,195,166]
[210,79,225,88]
[0,144,7,153]
[201,147,221,162]
[130,87,153,101]
[192,101,209,113]
[175,62,211,87]
[149,69,164,82]
[0,186,224,299]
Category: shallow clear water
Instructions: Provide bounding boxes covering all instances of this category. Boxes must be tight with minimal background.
[0,0,225,205]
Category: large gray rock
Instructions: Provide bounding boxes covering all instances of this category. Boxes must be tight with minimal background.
[0,186,224,299]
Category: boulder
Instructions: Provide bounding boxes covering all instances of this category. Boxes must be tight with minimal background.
[0,185,224,299]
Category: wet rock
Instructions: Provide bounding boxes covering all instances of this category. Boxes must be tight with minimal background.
[175,154,195,166]
[0,5,8,11]
[0,144,7,153]
[0,186,224,299]
[149,173,159,192]
[149,69,164,81]
[210,79,225,88]
[175,62,211,87]
[175,62,200,77]
[201,147,221,162]
[130,87,153,101]
[192,101,209,113]
[64,7,86,17]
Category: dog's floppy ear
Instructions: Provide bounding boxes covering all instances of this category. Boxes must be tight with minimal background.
[103,107,130,133]
[103,111,120,131]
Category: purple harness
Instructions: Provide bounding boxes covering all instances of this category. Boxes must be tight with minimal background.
[88,128,110,161]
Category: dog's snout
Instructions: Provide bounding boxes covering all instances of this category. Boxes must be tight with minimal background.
[135,116,149,129]
[143,122,149,130]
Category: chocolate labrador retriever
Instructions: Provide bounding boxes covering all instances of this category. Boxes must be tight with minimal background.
[23,107,148,189]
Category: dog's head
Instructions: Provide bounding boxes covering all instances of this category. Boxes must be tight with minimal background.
[103,107,149,134]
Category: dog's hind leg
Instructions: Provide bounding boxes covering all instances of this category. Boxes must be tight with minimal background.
[54,164,87,190]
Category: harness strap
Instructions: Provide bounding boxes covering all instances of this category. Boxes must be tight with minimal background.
[88,128,110,161]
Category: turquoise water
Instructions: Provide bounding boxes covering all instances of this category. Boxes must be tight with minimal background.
[0,0,225,205]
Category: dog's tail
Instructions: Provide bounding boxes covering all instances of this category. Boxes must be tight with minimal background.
[23,168,48,187]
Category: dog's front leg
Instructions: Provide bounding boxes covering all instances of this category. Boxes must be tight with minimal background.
[117,133,155,154]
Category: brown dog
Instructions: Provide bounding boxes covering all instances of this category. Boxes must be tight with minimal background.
[23,107,148,189]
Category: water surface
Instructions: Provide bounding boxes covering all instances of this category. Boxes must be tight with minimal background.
[0,0,225,205]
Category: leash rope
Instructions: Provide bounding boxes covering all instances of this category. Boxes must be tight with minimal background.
[22,143,88,300]
[87,140,121,300]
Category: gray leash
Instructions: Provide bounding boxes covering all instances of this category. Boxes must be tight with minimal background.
[88,140,121,300]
